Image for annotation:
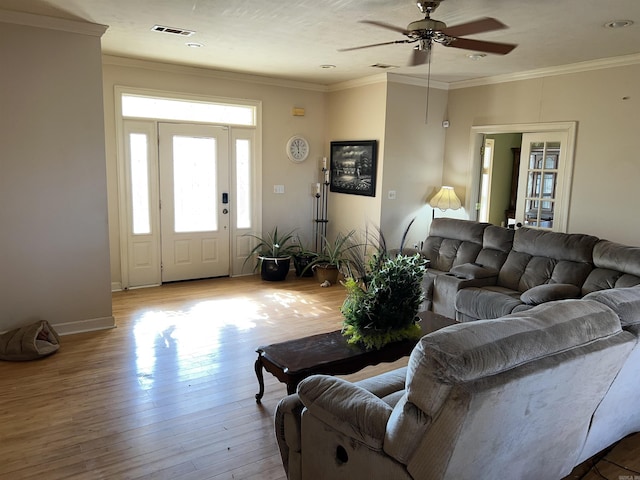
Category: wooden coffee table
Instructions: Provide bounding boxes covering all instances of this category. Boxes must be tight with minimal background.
[254,310,455,403]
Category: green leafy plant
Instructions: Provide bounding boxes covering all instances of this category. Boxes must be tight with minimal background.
[292,236,318,277]
[243,227,297,270]
[340,220,427,350]
[301,230,359,275]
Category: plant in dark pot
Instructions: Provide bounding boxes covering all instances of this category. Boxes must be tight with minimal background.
[292,237,317,277]
[302,230,358,285]
[243,227,297,281]
[341,220,427,350]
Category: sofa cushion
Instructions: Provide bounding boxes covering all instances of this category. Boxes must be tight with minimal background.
[298,375,393,450]
[475,225,515,271]
[520,283,581,305]
[455,286,523,321]
[582,240,640,294]
[592,240,640,276]
[422,219,488,272]
[584,286,640,327]
[497,228,597,292]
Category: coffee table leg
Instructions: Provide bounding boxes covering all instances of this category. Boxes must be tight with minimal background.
[286,381,297,395]
[255,355,265,403]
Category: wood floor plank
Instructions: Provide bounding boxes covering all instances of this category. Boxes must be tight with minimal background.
[1,274,637,480]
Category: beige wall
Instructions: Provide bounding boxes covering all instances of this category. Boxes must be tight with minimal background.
[381,80,448,248]
[0,15,113,333]
[444,64,640,245]
[102,58,327,287]
[325,81,387,240]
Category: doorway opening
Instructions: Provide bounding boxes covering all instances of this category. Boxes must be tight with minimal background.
[466,122,577,232]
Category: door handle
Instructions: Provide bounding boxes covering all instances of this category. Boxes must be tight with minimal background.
[222,192,229,204]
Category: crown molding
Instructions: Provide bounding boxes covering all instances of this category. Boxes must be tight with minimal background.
[450,53,640,89]
[102,55,329,93]
[328,72,449,92]
[0,9,107,37]
[386,73,449,90]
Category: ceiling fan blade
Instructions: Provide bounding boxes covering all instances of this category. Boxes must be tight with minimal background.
[410,48,430,66]
[446,37,517,55]
[339,39,413,52]
[360,20,410,35]
[440,17,508,37]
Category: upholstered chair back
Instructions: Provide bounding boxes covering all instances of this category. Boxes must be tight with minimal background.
[422,219,488,272]
[475,225,515,271]
[582,240,640,294]
[383,299,634,479]
[496,227,598,292]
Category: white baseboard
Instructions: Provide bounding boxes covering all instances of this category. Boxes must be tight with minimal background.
[54,316,116,336]
[111,282,123,292]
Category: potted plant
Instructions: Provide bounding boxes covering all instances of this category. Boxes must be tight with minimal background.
[340,220,428,350]
[292,237,317,277]
[302,230,358,285]
[243,227,297,281]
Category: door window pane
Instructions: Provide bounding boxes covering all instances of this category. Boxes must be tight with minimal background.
[235,139,251,229]
[130,133,151,235]
[524,140,559,230]
[173,136,217,233]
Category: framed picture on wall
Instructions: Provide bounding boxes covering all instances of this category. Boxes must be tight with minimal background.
[329,140,378,197]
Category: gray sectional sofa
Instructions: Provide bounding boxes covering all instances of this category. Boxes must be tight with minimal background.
[275,287,640,479]
[274,219,640,479]
[423,219,640,321]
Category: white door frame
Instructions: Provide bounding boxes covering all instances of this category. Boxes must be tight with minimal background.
[466,122,577,232]
[115,86,262,289]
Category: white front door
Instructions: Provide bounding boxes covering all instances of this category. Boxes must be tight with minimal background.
[159,123,230,282]
[516,131,573,232]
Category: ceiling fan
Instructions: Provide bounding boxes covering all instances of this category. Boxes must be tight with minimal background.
[340,0,517,66]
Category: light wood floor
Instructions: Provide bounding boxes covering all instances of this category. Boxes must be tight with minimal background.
[0,275,638,480]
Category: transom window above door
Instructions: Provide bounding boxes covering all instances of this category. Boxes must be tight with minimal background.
[121,94,256,126]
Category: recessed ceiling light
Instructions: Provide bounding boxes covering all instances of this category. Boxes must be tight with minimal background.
[604,19,634,28]
[320,64,336,69]
[467,53,487,60]
[186,42,203,48]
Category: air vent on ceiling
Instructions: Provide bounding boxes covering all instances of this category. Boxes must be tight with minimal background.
[151,25,195,37]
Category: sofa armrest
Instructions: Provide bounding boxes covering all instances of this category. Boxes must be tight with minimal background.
[449,263,499,280]
[275,393,305,478]
[298,375,393,450]
[432,272,499,319]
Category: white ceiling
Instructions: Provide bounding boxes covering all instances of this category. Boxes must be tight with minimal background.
[3,0,640,86]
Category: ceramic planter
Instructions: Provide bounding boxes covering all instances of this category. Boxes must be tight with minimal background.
[313,264,340,284]
[259,256,291,281]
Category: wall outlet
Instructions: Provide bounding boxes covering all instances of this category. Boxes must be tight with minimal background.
[388,190,396,200]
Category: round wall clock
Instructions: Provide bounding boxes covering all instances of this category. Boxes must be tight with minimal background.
[286,135,310,163]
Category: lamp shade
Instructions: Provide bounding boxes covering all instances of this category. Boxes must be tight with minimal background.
[429,186,461,211]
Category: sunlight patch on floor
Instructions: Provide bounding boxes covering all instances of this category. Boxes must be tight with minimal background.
[133,297,263,387]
